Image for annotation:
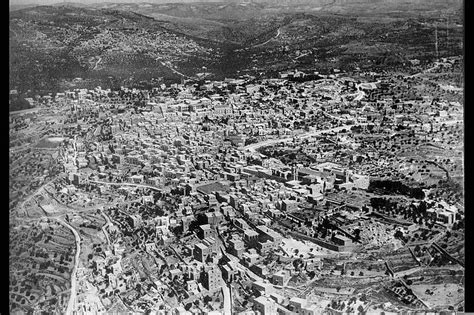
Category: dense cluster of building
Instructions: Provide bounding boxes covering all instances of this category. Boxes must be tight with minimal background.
[10,57,464,314]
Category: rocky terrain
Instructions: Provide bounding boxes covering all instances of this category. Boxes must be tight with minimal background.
[9,0,463,102]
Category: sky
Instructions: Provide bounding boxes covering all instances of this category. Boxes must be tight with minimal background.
[10,0,223,5]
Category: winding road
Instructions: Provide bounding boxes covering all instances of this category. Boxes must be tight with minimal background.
[100,209,112,246]
[242,123,368,152]
[158,60,191,78]
[54,217,81,315]
[92,57,102,70]
[88,180,163,192]
[18,180,56,217]
[408,63,441,78]
[221,281,232,315]
[253,28,281,48]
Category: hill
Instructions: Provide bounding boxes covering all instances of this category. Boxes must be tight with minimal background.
[10,5,219,94]
[9,1,463,94]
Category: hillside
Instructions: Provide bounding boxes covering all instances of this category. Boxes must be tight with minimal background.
[9,5,219,94]
[9,1,463,95]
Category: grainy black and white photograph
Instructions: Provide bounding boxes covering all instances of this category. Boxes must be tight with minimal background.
[9,0,464,313]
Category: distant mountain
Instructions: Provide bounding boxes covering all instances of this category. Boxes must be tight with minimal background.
[51,2,91,7]
[9,1,463,95]
[9,3,40,11]
[10,0,463,15]
[9,5,221,93]
[11,0,463,7]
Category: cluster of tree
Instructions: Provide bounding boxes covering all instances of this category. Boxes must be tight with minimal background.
[370,197,398,211]
[314,217,337,239]
[393,230,408,243]
[9,97,33,112]
[34,251,49,259]
[330,300,347,311]
[352,228,361,242]
[79,222,100,230]
[371,197,445,228]
[435,179,463,201]
[452,219,464,230]
[430,251,451,267]
[39,261,52,270]
[368,180,425,199]
[244,137,259,146]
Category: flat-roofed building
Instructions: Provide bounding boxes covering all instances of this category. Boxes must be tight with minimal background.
[244,229,259,246]
[253,296,277,315]
[255,225,282,244]
[194,243,209,262]
[201,264,221,292]
[199,224,213,239]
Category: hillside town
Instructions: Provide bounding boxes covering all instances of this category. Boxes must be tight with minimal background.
[9,56,464,314]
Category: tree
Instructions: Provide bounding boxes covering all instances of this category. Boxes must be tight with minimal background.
[203,296,212,304]
[394,230,404,239]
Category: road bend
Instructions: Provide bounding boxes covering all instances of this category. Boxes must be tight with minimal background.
[54,217,81,315]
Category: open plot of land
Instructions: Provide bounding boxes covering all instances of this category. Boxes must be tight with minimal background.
[280,237,332,258]
[411,283,463,309]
